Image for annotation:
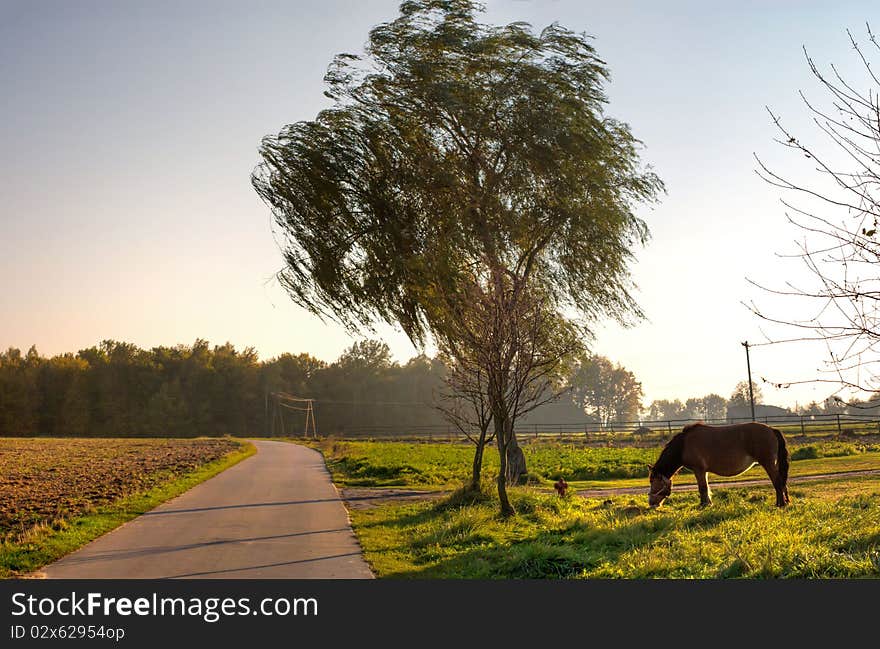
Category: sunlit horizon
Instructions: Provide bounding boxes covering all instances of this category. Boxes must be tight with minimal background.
[3,0,879,411]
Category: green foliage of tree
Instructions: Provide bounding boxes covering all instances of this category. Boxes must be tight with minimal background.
[700,393,728,420]
[679,394,728,421]
[0,339,453,438]
[644,392,746,423]
[253,0,662,514]
[644,399,686,422]
[0,346,42,436]
[729,380,763,409]
[569,354,643,424]
[797,401,825,417]
[254,1,661,345]
[38,353,90,436]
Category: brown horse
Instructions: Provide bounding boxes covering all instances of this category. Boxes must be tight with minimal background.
[648,422,790,508]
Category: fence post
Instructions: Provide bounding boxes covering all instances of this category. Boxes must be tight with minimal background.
[800,416,805,437]
[666,421,672,437]
[837,413,842,437]
[534,424,538,439]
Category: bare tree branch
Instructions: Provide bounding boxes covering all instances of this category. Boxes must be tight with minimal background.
[752,25,880,398]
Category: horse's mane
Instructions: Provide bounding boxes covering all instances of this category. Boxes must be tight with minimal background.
[650,423,703,478]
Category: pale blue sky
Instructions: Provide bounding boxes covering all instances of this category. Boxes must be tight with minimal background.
[2,1,878,408]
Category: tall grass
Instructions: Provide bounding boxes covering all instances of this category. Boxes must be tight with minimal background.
[350,477,880,578]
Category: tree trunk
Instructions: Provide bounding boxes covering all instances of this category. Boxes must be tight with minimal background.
[495,417,515,517]
[497,453,514,517]
[469,438,485,491]
[505,433,527,485]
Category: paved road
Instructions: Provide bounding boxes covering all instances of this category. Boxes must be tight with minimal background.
[41,441,373,579]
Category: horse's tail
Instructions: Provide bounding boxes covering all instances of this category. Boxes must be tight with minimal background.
[773,427,789,487]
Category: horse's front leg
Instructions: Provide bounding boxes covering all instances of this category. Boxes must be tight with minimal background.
[695,470,712,507]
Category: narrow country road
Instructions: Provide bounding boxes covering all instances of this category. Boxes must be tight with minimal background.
[41,440,373,579]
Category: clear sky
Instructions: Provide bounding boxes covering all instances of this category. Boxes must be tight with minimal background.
[2,0,878,409]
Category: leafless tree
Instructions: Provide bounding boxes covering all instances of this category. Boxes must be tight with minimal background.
[434,276,580,516]
[436,351,495,492]
[750,24,880,398]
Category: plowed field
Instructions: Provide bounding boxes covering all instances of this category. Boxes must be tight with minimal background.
[0,438,238,540]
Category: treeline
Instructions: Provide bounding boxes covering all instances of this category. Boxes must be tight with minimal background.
[3,339,871,438]
[0,339,448,437]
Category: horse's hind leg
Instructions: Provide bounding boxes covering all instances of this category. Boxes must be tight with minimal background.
[761,461,787,508]
[695,470,712,507]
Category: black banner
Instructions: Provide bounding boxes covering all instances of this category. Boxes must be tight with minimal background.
[1,579,875,645]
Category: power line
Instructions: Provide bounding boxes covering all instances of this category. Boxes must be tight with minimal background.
[311,399,432,406]
[741,341,756,421]
[268,392,317,437]
[271,393,430,407]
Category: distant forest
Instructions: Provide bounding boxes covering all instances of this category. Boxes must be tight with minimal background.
[0,339,454,437]
[1,339,877,438]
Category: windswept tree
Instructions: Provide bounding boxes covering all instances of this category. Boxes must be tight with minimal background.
[751,25,880,397]
[253,0,663,514]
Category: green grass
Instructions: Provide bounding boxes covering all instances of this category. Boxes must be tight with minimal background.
[570,453,880,491]
[789,441,877,460]
[309,440,481,488]
[298,437,880,578]
[0,440,255,578]
[309,439,662,487]
[350,476,880,578]
[310,439,880,490]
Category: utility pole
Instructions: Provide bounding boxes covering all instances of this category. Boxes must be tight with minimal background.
[741,341,756,421]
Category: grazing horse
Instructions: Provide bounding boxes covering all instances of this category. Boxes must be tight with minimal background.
[647,422,790,508]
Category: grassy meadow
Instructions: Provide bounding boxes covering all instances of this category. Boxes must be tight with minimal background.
[351,477,880,578]
[312,438,880,489]
[306,438,880,578]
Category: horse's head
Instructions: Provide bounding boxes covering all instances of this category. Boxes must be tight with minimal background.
[647,465,672,508]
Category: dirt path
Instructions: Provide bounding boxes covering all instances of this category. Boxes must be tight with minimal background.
[576,468,880,498]
[340,468,880,509]
[342,488,450,510]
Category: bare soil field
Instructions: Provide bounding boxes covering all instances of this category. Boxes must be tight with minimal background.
[0,437,239,541]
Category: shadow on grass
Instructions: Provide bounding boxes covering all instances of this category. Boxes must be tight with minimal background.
[369,488,759,579]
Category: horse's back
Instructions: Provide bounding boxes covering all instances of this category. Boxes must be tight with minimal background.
[681,422,779,476]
